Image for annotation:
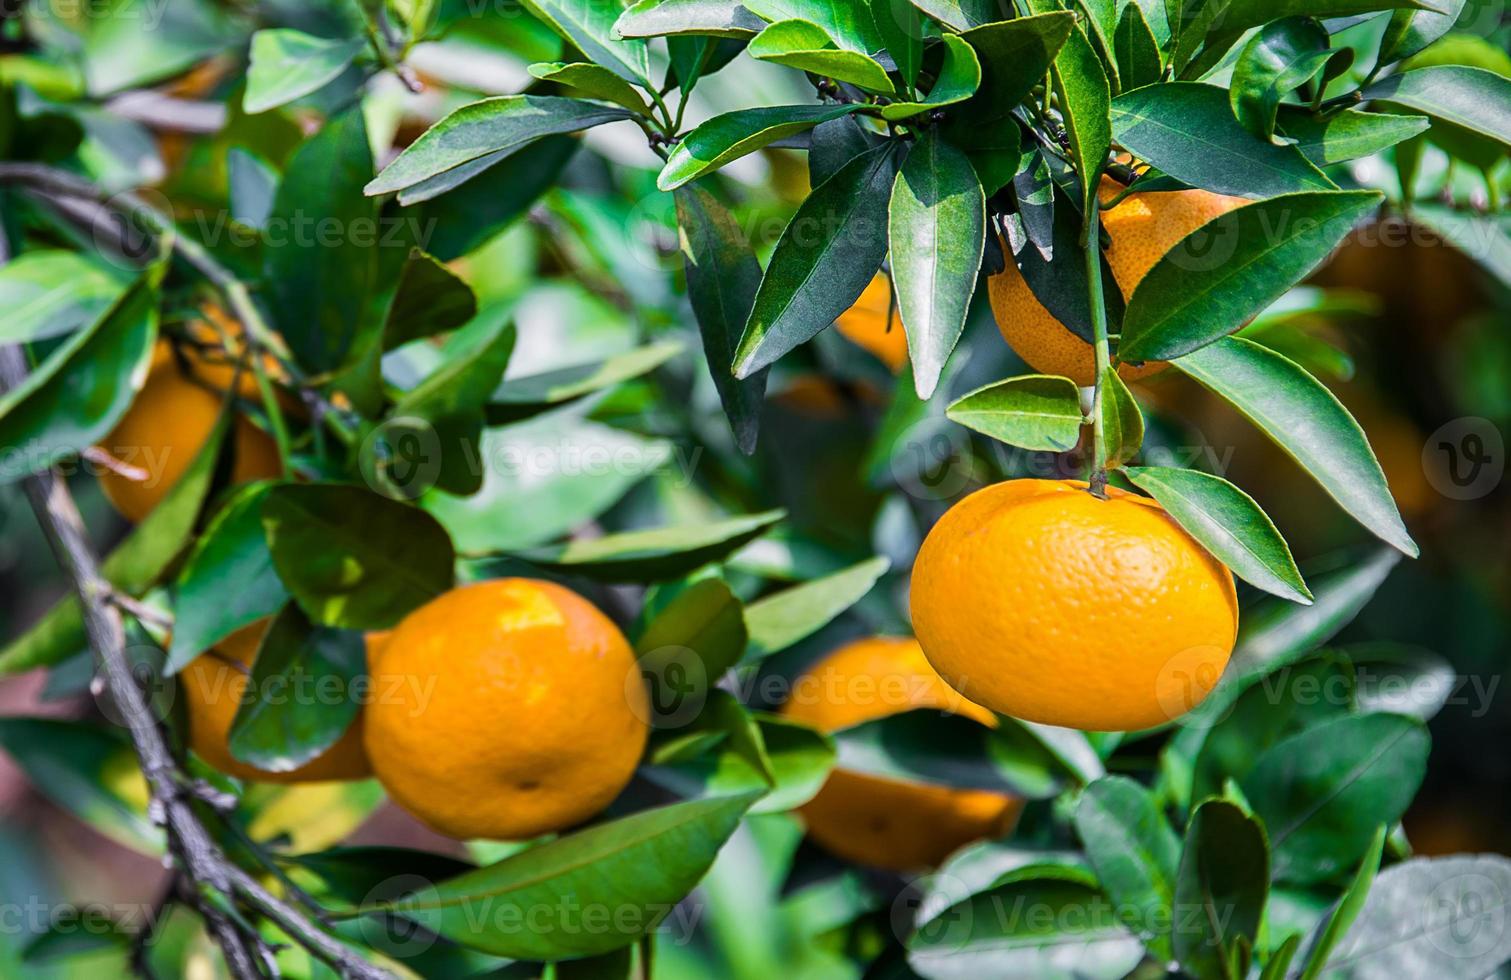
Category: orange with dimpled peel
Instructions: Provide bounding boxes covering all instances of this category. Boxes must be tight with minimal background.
[910,479,1238,732]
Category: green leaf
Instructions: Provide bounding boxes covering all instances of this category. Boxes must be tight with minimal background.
[1275,108,1430,166]
[1295,825,1386,980]
[957,13,1075,124]
[1318,855,1511,978]
[636,577,749,682]
[1120,191,1381,362]
[877,34,982,121]
[514,511,785,581]
[486,341,684,423]
[1096,365,1142,468]
[870,0,924,90]
[733,145,896,377]
[910,0,1020,30]
[945,374,1082,451]
[888,129,984,398]
[1173,799,1268,980]
[1124,466,1310,603]
[381,249,479,352]
[1345,642,1455,720]
[0,250,129,344]
[264,108,376,373]
[1364,65,1511,150]
[167,481,288,674]
[1378,0,1466,65]
[1230,18,1334,141]
[262,483,455,629]
[244,29,363,114]
[1075,776,1181,960]
[226,604,365,772]
[1112,82,1336,198]
[367,96,633,199]
[1243,713,1428,884]
[1171,337,1417,557]
[742,557,889,662]
[372,794,758,958]
[527,61,649,113]
[1113,2,1161,90]
[614,0,766,38]
[749,19,895,92]
[0,271,158,484]
[0,717,161,854]
[1047,13,1112,213]
[740,0,886,53]
[518,0,651,82]
[675,185,767,454]
[657,104,863,192]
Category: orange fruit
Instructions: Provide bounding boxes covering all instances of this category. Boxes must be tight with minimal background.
[911,479,1238,731]
[181,621,374,783]
[363,579,649,840]
[989,181,1246,385]
[835,273,908,372]
[96,329,282,523]
[780,636,1023,871]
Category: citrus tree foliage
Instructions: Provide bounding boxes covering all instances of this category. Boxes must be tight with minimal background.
[0,0,1507,977]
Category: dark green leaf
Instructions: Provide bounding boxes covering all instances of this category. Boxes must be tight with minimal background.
[1010,149,1056,257]
[733,145,896,377]
[372,794,758,958]
[941,109,1021,195]
[263,483,456,629]
[675,185,767,454]
[244,29,363,114]
[888,129,985,398]
[1174,799,1268,980]
[958,13,1075,124]
[1075,776,1181,959]
[635,577,748,682]
[945,374,1082,451]
[367,97,632,199]
[527,61,649,113]
[227,604,365,771]
[749,19,895,92]
[519,0,652,82]
[1364,66,1511,150]
[910,0,1020,30]
[381,249,479,352]
[742,557,889,662]
[1097,365,1142,467]
[1113,2,1162,90]
[167,481,288,674]
[1295,825,1385,980]
[1230,18,1334,141]
[877,35,982,121]
[658,104,863,192]
[1048,14,1113,212]
[1242,713,1428,884]
[0,250,129,344]
[870,0,924,90]
[514,510,784,581]
[1377,0,1466,65]
[1172,337,1416,557]
[1112,82,1336,197]
[1124,466,1310,603]
[809,113,880,187]
[486,341,683,423]
[614,0,766,38]
[1275,108,1430,166]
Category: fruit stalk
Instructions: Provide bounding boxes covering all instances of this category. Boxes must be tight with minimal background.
[1084,202,1113,497]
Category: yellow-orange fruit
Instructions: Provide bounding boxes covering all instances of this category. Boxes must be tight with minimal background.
[363,579,649,840]
[989,182,1246,385]
[780,636,1022,871]
[181,622,374,783]
[835,273,909,372]
[911,479,1238,731]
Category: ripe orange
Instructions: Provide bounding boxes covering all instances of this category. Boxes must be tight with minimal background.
[780,636,1022,871]
[96,330,282,523]
[363,579,649,840]
[180,621,374,783]
[910,479,1238,732]
[989,181,1246,385]
[835,273,908,372]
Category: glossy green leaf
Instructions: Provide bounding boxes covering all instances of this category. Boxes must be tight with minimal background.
[657,104,862,192]
[636,577,748,682]
[244,29,363,114]
[519,0,651,82]
[957,13,1075,125]
[167,481,288,674]
[889,129,984,398]
[945,374,1082,451]
[675,185,767,454]
[743,557,889,662]
[870,0,923,90]
[514,510,784,581]
[909,0,1018,29]
[749,19,895,92]
[0,272,158,484]
[877,35,982,121]
[486,341,683,423]
[808,113,881,187]
[372,794,757,958]
[1295,825,1386,980]
[1113,2,1161,90]
[1124,466,1310,603]
[263,483,456,629]
[367,96,633,198]
[1173,800,1268,980]
[0,250,129,344]
[1121,191,1381,362]
[412,136,579,261]
[1075,776,1181,959]
[1097,365,1142,468]
[740,0,886,53]
[1172,337,1417,557]
[1275,108,1430,166]
[382,249,479,352]
[733,145,895,377]
[614,0,766,38]
[1230,18,1334,141]
[1364,65,1511,150]
[527,61,649,113]
[1112,82,1336,198]
[1242,712,1428,884]
[1048,14,1112,212]
[1377,0,1466,64]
